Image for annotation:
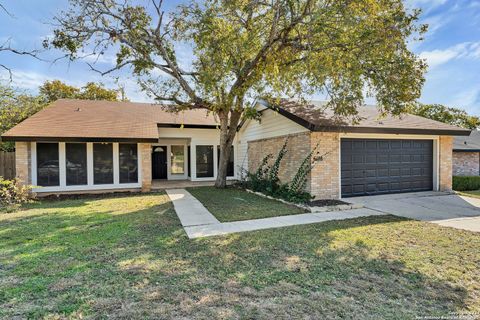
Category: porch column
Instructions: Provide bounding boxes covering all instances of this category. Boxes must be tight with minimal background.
[140,143,152,192]
[439,136,453,192]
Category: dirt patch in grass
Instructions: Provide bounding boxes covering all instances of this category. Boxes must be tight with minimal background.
[308,199,349,207]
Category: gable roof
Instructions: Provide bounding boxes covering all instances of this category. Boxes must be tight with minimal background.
[1,99,218,143]
[453,130,480,151]
[259,99,471,136]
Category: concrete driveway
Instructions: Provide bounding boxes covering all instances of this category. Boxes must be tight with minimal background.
[347,191,480,232]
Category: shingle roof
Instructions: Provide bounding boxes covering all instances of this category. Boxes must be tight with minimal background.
[453,130,480,151]
[261,99,471,136]
[1,99,218,142]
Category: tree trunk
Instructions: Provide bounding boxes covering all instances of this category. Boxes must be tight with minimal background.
[214,109,241,188]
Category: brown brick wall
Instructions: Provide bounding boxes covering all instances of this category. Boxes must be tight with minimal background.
[310,132,340,199]
[15,141,31,185]
[140,143,152,192]
[452,151,480,176]
[247,132,312,190]
[439,136,453,191]
[247,132,341,199]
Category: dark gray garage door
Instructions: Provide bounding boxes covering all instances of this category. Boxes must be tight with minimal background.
[341,139,433,197]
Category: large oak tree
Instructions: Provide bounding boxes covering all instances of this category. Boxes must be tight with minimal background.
[49,0,426,187]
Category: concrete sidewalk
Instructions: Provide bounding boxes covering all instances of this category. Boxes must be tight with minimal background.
[165,189,220,227]
[184,208,386,238]
[166,189,386,239]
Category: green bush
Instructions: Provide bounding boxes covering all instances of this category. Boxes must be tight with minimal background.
[452,176,480,191]
[0,177,35,212]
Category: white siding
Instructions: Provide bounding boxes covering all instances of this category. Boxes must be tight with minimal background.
[236,108,309,175]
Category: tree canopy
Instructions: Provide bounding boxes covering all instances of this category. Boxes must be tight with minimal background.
[39,80,121,103]
[49,0,427,187]
[408,103,480,130]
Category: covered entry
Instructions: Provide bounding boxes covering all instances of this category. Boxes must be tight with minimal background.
[341,138,434,197]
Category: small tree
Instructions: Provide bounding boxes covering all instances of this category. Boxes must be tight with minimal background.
[48,0,427,188]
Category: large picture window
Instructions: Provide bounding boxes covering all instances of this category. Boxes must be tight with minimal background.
[36,143,59,186]
[119,144,138,183]
[66,143,87,186]
[196,145,214,178]
[170,145,185,174]
[93,143,113,184]
[217,145,234,177]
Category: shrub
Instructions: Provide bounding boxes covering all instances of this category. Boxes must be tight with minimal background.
[452,176,480,191]
[0,177,35,212]
[241,138,315,204]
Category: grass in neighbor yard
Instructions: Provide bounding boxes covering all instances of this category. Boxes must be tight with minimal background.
[186,186,307,222]
[0,193,479,319]
[458,190,480,199]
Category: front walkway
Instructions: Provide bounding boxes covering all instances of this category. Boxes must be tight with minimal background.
[166,189,385,238]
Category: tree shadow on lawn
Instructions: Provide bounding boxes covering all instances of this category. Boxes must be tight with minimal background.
[0,195,476,319]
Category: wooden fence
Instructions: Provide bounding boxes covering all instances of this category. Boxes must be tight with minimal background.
[0,151,15,180]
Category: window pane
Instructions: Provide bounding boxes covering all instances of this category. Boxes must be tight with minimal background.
[196,145,214,178]
[93,143,113,184]
[36,143,59,186]
[66,143,87,186]
[217,145,234,177]
[170,145,185,174]
[119,144,138,183]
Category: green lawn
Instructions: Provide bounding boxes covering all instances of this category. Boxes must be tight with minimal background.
[458,190,480,199]
[0,193,479,319]
[187,186,306,222]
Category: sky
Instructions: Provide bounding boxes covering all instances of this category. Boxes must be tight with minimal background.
[1,0,480,115]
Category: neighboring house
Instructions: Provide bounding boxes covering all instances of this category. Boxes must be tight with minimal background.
[453,130,480,176]
[1,98,470,199]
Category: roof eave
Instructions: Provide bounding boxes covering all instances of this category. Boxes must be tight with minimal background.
[258,99,471,137]
[0,136,159,143]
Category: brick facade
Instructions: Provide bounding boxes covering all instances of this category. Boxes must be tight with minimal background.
[15,141,31,185]
[247,132,340,199]
[439,136,453,191]
[452,151,480,176]
[247,132,312,190]
[310,132,340,199]
[140,143,152,192]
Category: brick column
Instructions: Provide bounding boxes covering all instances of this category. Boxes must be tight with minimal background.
[15,141,31,185]
[140,143,152,192]
[310,132,340,199]
[439,136,453,191]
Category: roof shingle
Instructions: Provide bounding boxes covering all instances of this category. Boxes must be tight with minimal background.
[2,99,218,142]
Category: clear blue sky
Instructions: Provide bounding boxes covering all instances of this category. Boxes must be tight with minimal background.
[1,0,479,115]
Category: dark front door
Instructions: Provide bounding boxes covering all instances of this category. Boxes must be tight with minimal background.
[152,146,167,179]
[341,139,433,197]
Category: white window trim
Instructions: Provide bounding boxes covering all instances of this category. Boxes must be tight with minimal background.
[338,133,440,199]
[32,142,141,193]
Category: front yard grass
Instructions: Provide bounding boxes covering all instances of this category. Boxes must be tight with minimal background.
[187,186,307,222]
[0,192,479,319]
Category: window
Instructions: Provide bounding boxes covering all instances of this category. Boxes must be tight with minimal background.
[66,143,87,186]
[93,143,113,184]
[119,144,138,183]
[170,145,185,174]
[196,145,214,178]
[36,143,59,186]
[217,145,234,177]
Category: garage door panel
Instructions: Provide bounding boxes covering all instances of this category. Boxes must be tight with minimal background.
[341,139,433,197]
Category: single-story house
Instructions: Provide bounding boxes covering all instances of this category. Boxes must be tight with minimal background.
[1,98,470,199]
[453,130,480,176]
